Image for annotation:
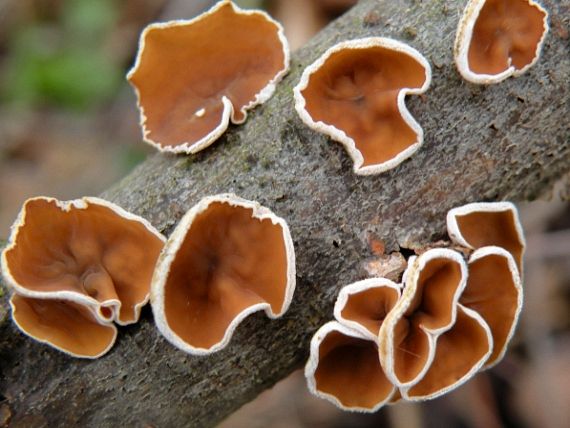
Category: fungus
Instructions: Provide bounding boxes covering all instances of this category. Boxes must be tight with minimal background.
[305,321,396,412]
[1,197,165,326]
[127,0,289,153]
[333,278,401,340]
[446,201,525,272]
[402,304,492,400]
[461,246,522,367]
[151,194,295,354]
[10,294,117,359]
[378,249,467,388]
[293,37,431,175]
[454,0,549,84]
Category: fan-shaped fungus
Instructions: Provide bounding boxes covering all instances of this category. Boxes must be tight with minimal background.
[1,197,165,326]
[294,37,431,175]
[127,0,289,153]
[305,321,396,412]
[454,0,549,84]
[378,249,467,388]
[151,194,295,354]
[446,201,525,273]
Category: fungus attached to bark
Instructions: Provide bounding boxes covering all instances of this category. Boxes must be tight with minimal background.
[151,194,295,354]
[294,37,431,175]
[446,201,525,273]
[127,0,289,153]
[378,249,467,388]
[1,197,166,326]
[461,246,522,367]
[454,0,549,84]
[10,294,118,359]
[306,321,396,412]
[333,278,401,340]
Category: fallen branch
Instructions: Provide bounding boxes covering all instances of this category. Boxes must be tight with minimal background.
[1,0,569,426]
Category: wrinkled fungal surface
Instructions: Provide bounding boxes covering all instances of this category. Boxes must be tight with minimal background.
[447,201,525,272]
[294,37,431,175]
[10,294,117,358]
[151,194,295,355]
[379,250,467,387]
[305,322,395,412]
[462,247,522,367]
[1,197,165,325]
[128,0,289,153]
[455,0,548,84]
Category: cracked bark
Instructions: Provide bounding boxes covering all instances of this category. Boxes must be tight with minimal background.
[1,0,569,426]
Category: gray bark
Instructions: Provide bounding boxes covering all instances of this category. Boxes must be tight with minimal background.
[1,0,569,426]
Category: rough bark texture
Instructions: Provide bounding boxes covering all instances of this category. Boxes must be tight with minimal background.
[1,1,569,427]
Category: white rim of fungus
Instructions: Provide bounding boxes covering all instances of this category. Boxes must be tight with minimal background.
[454,0,549,84]
[9,293,118,359]
[150,193,296,355]
[469,245,523,369]
[400,304,493,401]
[126,0,290,154]
[446,201,526,270]
[0,196,165,326]
[305,321,395,413]
[293,37,432,175]
[378,248,468,388]
[333,278,402,341]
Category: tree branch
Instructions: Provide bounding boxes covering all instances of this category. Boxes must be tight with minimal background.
[1,0,569,426]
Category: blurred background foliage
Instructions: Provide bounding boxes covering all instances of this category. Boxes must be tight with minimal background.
[0,1,568,427]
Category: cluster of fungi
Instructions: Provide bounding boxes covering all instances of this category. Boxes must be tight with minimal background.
[307,202,524,411]
[0,0,550,413]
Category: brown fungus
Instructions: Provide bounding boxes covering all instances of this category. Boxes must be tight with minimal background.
[1,197,165,326]
[127,0,289,153]
[151,194,295,355]
[454,0,548,84]
[447,201,525,273]
[10,294,118,359]
[294,37,431,175]
[378,249,467,388]
[305,321,396,412]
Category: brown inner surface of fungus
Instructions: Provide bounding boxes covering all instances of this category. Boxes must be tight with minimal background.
[462,253,518,365]
[4,199,164,324]
[406,305,490,398]
[455,209,523,270]
[301,46,426,167]
[315,329,393,409]
[392,257,463,384]
[11,294,116,357]
[340,286,399,336]
[163,202,288,350]
[129,2,286,149]
[467,0,546,75]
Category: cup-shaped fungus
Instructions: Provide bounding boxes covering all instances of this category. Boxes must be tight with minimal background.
[378,249,467,388]
[10,294,118,358]
[306,321,396,412]
[1,197,165,326]
[151,194,295,354]
[294,37,431,175]
[333,278,401,340]
[401,304,492,400]
[454,0,549,84]
[461,246,522,368]
[446,201,525,273]
[127,0,289,153]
